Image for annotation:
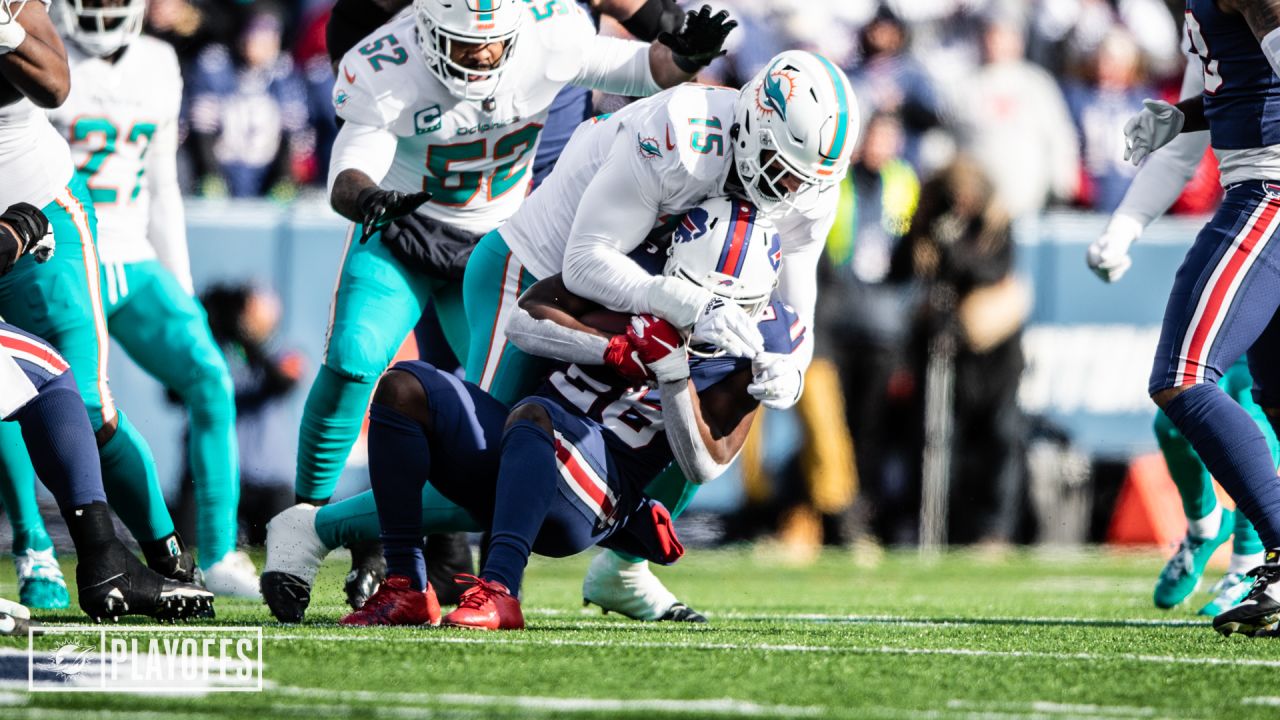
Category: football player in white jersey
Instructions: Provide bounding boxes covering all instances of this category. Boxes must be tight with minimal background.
[0,0,201,610]
[45,0,257,597]
[269,0,734,619]
[463,49,856,621]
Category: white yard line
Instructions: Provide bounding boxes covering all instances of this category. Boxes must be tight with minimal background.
[529,608,1210,628]
[262,631,1280,667]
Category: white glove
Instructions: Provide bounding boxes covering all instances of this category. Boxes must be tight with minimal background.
[691,297,765,359]
[1123,99,1184,166]
[1086,214,1143,283]
[0,1,27,54]
[747,352,803,410]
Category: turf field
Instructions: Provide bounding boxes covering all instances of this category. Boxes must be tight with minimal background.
[4,547,1280,719]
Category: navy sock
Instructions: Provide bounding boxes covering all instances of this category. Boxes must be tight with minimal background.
[12,374,107,510]
[367,403,429,591]
[1164,384,1280,547]
[482,419,557,595]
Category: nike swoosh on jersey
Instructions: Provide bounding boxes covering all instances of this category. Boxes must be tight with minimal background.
[665,125,676,151]
[343,66,356,84]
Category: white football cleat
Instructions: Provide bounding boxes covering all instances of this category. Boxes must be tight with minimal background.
[15,547,70,609]
[581,551,706,622]
[0,595,31,620]
[203,551,261,599]
[260,504,330,622]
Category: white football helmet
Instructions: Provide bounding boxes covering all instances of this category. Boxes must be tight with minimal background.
[666,195,780,336]
[414,0,523,102]
[732,50,858,216]
[52,0,145,58]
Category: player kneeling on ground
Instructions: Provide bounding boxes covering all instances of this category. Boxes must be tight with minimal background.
[262,197,793,627]
[0,203,212,623]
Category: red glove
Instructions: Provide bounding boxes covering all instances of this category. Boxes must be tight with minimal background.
[602,334,653,384]
[625,314,689,382]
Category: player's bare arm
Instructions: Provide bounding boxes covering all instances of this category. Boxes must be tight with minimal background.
[0,1,69,108]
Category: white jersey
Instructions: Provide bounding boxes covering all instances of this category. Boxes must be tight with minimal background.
[0,0,73,211]
[47,38,186,270]
[330,4,659,234]
[500,85,837,363]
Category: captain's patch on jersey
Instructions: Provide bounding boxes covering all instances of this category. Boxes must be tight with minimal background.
[414,106,442,135]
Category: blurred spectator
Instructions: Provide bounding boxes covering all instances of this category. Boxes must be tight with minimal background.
[174,284,304,546]
[292,6,338,187]
[816,112,919,543]
[1064,29,1152,211]
[950,13,1080,218]
[887,157,1031,545]
[848,8,943,169]
[186,4,312,198]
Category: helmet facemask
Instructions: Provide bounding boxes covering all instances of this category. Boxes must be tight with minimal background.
[732,117,832,217]
[415,1,520,102]
[56,0,145,58]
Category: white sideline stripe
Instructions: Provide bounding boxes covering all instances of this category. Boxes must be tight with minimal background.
[531,608,1210,628]
[274,686,823,716]
[1243,697,1280,706]
[264,632,1280,667]
[948,699,1161,718]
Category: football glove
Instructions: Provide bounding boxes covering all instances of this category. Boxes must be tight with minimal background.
[747,352,803,410]
[659,4,736,73]
[691,297,764,359]
[357,188,432,243]
[0,0,27,54]
[603,333,654,384]
[1087,215,1144,284]
[1123,99,1184,165]
[626,314,689,383]
[1,202,53,263]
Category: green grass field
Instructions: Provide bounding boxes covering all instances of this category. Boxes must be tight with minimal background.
[5,547,1280,719]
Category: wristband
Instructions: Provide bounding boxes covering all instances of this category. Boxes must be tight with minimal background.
[620,0,683,42]
[0,19,26,55]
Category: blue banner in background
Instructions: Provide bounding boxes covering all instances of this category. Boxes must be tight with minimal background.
[104,201,1208,503]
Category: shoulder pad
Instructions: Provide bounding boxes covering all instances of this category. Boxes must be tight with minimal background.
[643,86,738,182]
[332,17,421,129]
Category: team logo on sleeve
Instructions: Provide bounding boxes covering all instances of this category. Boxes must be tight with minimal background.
[415,105,443,135]
[636,134,662,160]
[673,207,709,244]
[334,90,351,108]
[767,233,782,271]
[757,61,796,120]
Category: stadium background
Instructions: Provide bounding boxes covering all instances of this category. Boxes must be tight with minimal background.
[96,0,1207,552]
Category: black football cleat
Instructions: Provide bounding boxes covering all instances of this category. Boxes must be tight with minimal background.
[426,533,475,606]
[657,602,708,623]
[344,539,386,610]
[1213,554,1280,637]
[66,505,213,623]
[261,571,312,624]
[140,533,201,585]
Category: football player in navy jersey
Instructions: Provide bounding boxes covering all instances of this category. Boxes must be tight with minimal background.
[262,196,800,628]
[1124,0,1280,636]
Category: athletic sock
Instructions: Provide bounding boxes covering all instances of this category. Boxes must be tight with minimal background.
[1229,550,1265,576]
[12,376,107,511]
[185,370,239,569]
[0,421,53,553]
[367,403,430,591]
[1187,503,1223,539]
[295,365,376,504]
[98,409,174,542]
[314,492,380,552]
[482,419,557,595]
[1153,409,1220,532]
[1233,506,1265,557]
[1163,384,1280,547]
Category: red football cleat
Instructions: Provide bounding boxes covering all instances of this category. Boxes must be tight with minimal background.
[441,574,525,630]
[339,574,441,627]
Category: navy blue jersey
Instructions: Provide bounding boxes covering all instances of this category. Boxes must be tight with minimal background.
[536,299,806,489]
[1186,0,1280,149]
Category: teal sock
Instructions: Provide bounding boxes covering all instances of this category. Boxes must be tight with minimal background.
[186,371,239,568]
[99,409,174,543]
[315,488,480,551]
[0,422,52,553]
[1153,410,1218,522]
[315,490,381,550]
[613,464,700,564]
[1234,510,1265,556]
[296,365,377,503]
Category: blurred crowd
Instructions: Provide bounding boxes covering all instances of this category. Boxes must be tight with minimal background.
[146,0,1198,551]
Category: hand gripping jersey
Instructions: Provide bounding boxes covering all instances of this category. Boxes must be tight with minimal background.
[498,84,837,345]
[1185,0,1280,184]
[46,38,184,268]
[331,2,658,234]
[0,1,73,210]
[537,297,805,501]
